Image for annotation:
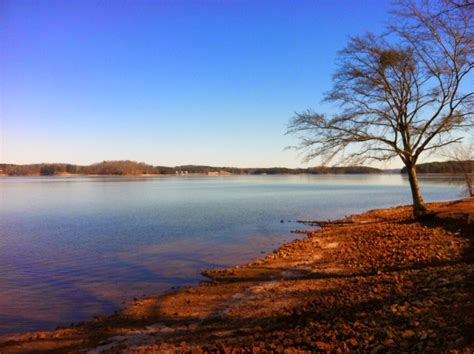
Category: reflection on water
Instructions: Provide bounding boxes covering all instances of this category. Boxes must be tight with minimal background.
[0,174,466,336]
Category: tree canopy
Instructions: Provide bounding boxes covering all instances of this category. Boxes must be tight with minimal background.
[288,0,473,215]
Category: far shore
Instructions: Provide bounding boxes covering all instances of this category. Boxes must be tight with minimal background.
[0,172,233,177]
[3,159,471,178]
[0,172,470,178]
[1,198,472,352]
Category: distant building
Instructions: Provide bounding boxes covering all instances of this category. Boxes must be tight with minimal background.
[207,170,232,176]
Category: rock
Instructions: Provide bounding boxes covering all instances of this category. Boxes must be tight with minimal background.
[36,333,48,340]
[348,338,358,347]
[419,331,428,340]
[314,341,331,351]
[371,344,385,354]
[402,329,415,338]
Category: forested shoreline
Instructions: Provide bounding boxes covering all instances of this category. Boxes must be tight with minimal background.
[0,160,383,176]
[400,160,473,174]
[1,159,472,176]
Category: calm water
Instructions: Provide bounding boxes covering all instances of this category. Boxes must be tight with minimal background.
[0,174,465,336]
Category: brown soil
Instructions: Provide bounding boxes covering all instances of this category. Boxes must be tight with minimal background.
[1,199,473,353]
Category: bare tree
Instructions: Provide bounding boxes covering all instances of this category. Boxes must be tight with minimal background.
[444,142,474,196]
[288,0,473,216]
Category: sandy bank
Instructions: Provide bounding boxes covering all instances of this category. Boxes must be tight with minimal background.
[0,199,473,353]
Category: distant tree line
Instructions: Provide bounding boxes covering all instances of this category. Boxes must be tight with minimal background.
[401,160,474,174]
[84,161,161,175]
[0,163,81,176]
[0,160,383,176]
[3,160,473,177]
[0,161,176,176]
[251,166,382,175]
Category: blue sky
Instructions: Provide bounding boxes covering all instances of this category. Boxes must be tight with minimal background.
[1,0,395,167]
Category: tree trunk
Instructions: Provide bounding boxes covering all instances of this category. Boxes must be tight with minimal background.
[406,164,427,216]
[465,173,473,197]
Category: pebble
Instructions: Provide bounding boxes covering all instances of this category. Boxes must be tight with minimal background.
[402,330,415,338]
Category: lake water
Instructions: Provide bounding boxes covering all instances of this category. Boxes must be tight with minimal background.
[0,174,466,336]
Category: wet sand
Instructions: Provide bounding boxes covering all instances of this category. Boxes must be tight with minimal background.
[0,198,472,353]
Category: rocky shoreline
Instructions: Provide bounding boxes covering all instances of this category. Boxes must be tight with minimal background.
[1,198,472,353]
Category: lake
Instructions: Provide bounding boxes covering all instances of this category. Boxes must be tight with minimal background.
[0,174,466,336]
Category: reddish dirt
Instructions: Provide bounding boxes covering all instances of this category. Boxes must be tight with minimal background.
[0,198,473,353]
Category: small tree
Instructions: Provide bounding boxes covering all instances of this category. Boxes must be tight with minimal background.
[444,143,474,197]
[288,0,473,216]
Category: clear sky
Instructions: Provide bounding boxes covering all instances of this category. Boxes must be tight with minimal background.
[1,0,396,168]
